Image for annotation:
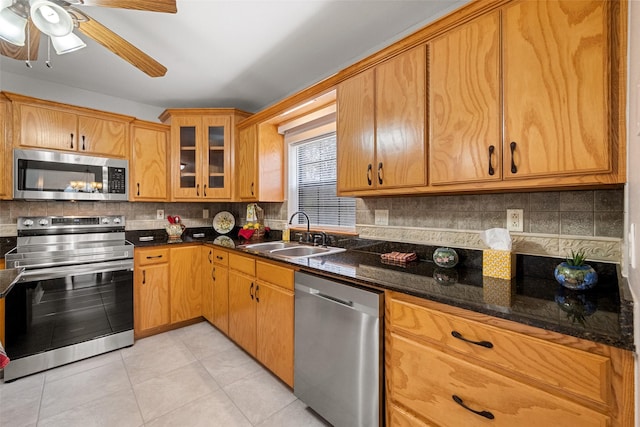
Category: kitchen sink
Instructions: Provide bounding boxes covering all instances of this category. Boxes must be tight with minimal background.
[239,241,345,259]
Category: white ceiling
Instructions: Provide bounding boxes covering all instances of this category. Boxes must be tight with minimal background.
[0,0,468,113]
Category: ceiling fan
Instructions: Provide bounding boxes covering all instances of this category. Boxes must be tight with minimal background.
[0,0,176,77]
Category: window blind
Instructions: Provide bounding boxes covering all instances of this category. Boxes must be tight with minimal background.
[294,133,355,228]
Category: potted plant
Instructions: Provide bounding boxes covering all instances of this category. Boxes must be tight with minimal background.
[554,249,598,290]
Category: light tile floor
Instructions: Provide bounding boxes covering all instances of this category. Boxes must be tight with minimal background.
[0,321,331,427]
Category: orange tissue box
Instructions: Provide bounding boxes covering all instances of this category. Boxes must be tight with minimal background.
[482,249,516,279]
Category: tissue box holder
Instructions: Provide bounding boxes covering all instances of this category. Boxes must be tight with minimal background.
[483,249,516,279]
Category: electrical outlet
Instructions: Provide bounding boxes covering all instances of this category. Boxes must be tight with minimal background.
[375,209,389,226]
[203,209,209,219]
[156,209,164,220]
[506,209,523,232]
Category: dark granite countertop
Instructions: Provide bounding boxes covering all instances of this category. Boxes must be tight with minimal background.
[128,228,635,351]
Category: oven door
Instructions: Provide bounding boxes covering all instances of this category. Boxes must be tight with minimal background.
[3,260,133,381]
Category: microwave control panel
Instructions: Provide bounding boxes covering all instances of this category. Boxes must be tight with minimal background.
[108,167,127,194]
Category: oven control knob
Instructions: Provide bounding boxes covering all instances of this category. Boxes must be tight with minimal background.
[113,217,121,224]
[23,219,34,227]
[38,219,49,226]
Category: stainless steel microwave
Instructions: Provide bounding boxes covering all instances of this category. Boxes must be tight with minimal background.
[14,148,129,201]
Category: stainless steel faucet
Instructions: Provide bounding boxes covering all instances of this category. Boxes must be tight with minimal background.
[288,211,311,242]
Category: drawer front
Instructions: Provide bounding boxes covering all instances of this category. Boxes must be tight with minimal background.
[212,248,229,266]
[229,253,256,276]
[388,403,433,427]
[256,261,294,291]
[135,248,169,266]
[388,333,609,427]
[389,298,610,405]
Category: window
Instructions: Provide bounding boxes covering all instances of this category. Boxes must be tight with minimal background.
[288,132,356,231]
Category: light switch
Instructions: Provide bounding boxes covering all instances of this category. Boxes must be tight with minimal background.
[375,210,389,226]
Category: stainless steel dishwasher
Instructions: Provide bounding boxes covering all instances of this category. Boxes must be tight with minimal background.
[294,271,383,427]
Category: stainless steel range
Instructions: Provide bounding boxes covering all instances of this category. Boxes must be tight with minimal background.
[3,216,134,381]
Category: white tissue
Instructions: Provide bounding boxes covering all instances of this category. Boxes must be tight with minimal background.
[480,228,512,251]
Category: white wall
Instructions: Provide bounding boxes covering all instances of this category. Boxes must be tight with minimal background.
[626,1,640,423]
[0,71,164,122]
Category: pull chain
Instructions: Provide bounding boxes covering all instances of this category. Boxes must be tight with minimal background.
[25,23,32,68]
[46,37,52,68]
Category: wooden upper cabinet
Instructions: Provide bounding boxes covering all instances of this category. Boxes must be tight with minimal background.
[130,120,169,201]
[429,12,501,186]
[376,45,426,189]
[337,68,376,192]
[160,109,250,201]
[337,45,426,194]
[503,0,611,180]
[6,93,132,158]
[236,124,258,200]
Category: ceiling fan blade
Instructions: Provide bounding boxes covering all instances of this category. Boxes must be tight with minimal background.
[0,21,40,61]
[77,0,176,13]
[77,17,167,77]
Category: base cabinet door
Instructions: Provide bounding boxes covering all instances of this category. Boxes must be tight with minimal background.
[201,247,215,323]
[134,248,170,337]
[228,271,257,356]
[256,282,294,387]
[170,246,202,323]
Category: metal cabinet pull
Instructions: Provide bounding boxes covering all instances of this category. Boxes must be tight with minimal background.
[377,162,383,185]
[142,270,146,284]
[251,182,255,196]
[204,185,207,197]
[196,184,200,196]
[137,183,140,196]
[70,133,74,149]
[250,282,254,300]
[367,164,372,186]
[208,250,212,263]
[488,145,495,176]
[216,255,224,261]
[452,395,494,420]
[510,141,518,174]
[211,267,216,282]
[146,255,163,259]
[82,135,86,151]
[256,284,260,302]
[451,331,493,348]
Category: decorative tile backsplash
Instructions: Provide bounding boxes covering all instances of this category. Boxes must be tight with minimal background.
[0,188,625,263]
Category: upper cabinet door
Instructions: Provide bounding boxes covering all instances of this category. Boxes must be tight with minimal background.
[236,124,258,200]
[429,12,501,186]
[130,121,169,201]
[17,103,77,151]
[171,115,201,199]
[503,0,610,180]
[337,68,376,192]
[376,45,427,189]
[202,115,231,199]
[78,115,128,158]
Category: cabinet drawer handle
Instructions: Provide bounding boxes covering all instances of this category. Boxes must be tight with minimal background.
[196,184,200,197]
[82,135,86,151]
[251,182,255,196]
[451,331,493,349]
[452,395,494,420]
[137,183,140,196]
[142,270,146,284]
[488,145,495,176]
[146,255,163,259]
[250,282,254,300]
[216,255,224,261]
[256,284,260,303]
[510,141,518,174]
[377,162,383,185]
[70,133,74,149]
[208,250,212,263]
[204,184,207,197]
[367,164,372,186]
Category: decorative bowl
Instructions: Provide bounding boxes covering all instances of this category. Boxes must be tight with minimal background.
[554,262,598,290]
[433,247,458,268]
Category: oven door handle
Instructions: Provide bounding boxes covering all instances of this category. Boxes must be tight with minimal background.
[18,259,134,282]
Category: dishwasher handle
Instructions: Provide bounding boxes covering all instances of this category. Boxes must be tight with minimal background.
[311,289,353,307]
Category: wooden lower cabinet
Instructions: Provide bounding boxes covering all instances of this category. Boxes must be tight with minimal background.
[386,291,634,427]
[134,248,170,337]
[228,253,295,386]
[170,246,202,323]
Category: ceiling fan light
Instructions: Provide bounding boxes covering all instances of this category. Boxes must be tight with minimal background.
[30,0,72,37]
[0,6,27,46]
[51,31,85,54]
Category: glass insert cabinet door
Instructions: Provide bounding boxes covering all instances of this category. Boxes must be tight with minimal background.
[172,115,231,199]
